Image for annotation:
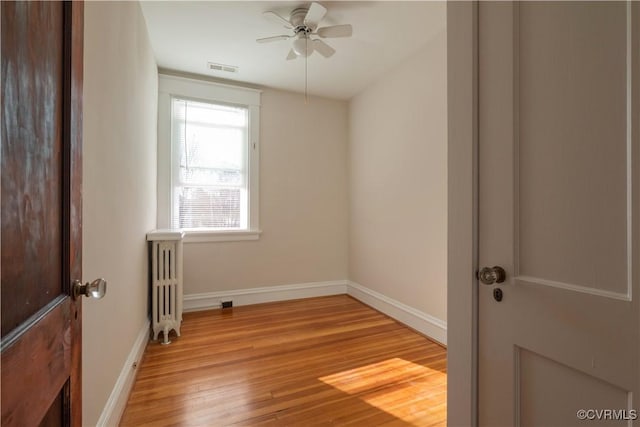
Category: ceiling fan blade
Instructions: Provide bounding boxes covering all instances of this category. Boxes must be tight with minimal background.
[316,24,352,38]
[263,11,293,29]
[256,35,291,43]
[304,2,327,30]
[286,49,298,60]
[312,39,335,58]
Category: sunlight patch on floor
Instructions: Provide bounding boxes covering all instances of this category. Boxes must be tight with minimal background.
[319,358,446,426]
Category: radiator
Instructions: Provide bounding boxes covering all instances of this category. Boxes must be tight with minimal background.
[147,231,184,345]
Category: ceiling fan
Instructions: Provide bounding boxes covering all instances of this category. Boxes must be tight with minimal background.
[256,2,353,60]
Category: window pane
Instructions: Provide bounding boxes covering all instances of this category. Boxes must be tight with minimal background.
[179,125,245,186]
[181,127,245,170]
[171,97,249,230]
[175,99,247,187]
[182,99,247,127]
[178,187,241,229]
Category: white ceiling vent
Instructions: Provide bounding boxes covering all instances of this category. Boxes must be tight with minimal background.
[207,62,238,73]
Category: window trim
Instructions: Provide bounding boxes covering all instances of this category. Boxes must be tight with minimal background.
[158,74,261,242]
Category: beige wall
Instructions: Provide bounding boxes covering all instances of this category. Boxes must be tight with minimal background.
[348,31,448,322]
[82,2,157,425]
[184,89,349,293]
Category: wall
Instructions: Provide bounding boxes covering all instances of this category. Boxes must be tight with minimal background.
[82,2,157,425]
[183,89,349,293]
[348,31,448,324]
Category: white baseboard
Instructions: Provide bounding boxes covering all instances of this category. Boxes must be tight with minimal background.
[97,319,150,427]
[183,280,349,312]
[347,281,447,345]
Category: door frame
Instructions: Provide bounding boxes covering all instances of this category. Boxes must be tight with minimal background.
[446,1,478,426]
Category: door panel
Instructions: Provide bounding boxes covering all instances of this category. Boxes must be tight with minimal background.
[1,0,64,336]
[1,300,71,426]
[518,348,629,427]
[478,2,639,425]
[517,2,629,296]
[1,1,84,425]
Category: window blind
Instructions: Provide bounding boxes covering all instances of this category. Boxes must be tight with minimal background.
[171,98,249,229]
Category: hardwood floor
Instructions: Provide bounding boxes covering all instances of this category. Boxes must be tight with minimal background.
[120,295,446,426]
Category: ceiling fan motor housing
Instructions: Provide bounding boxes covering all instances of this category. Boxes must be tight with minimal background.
[289,7,314,57]
[290,8,311,28]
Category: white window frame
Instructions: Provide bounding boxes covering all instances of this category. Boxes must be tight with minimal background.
[158,74,261,243]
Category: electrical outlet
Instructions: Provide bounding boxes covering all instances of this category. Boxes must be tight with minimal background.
[221,300,233,309]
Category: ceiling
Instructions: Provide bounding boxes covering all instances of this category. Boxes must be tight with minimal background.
[140,1,446,100]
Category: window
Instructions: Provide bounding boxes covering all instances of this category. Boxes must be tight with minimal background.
[172,98,248,229]
[158,75,261,242]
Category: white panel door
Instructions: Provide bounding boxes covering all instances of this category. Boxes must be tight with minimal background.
[478,2,640,426]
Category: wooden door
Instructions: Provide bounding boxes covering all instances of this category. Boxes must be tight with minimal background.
[1,1,84,425]
[478,2,639,425]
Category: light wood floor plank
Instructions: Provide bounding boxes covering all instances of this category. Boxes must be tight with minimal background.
[121,295,446,426]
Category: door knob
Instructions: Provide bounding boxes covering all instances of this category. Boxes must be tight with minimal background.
[477,266,506,285]
[72,278,107,299]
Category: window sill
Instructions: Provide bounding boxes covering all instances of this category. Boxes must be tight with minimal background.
[182,229,262,243]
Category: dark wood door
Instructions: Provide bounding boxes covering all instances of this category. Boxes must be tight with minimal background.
[1,1,84,425]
